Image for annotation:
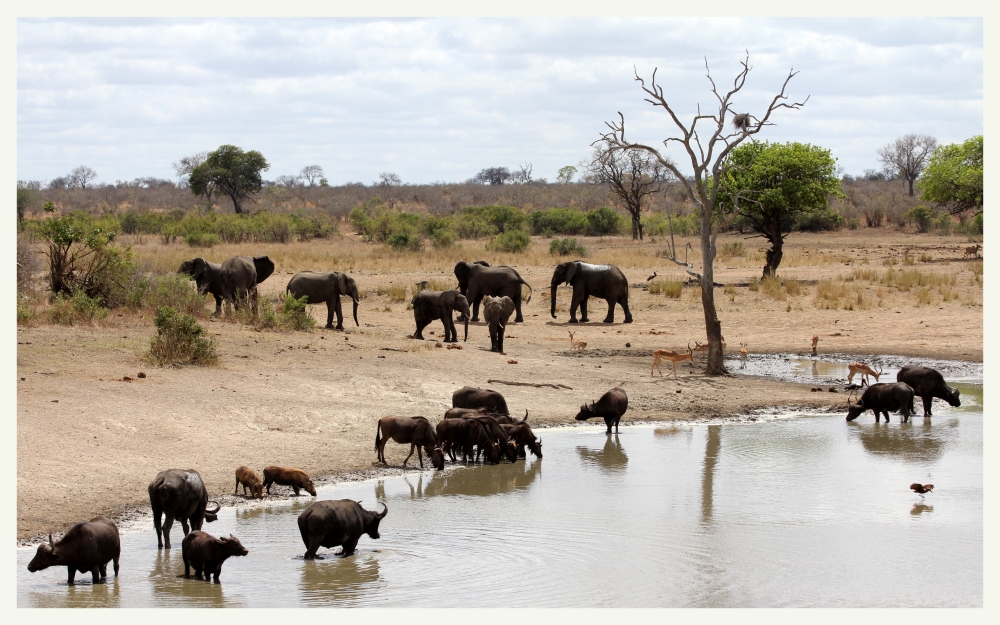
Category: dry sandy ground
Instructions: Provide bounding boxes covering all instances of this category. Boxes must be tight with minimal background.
[16,230,982,541]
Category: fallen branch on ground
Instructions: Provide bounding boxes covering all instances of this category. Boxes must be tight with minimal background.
[487,379,572,390]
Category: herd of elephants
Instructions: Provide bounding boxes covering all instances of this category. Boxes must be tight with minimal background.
[25,254,966,588]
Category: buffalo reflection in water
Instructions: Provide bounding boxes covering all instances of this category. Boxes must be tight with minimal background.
[576,434,628,472]
[148,548,228,607]
[848,419,954,463]
[299,554,381,606]
[423,459,541,497]
[25,572,122,609]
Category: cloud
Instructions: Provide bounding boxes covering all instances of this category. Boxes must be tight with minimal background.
[17,17,982,185]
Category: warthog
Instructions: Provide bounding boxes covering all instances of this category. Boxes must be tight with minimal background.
[234,466,264,499]
[452,386,510,415]
[846,382,916,423]
[27,517,120,585]
[149,469,220,549]
[896,365,961,417]
[298,499,388,559]
[575,388,629,434]
[181,531,248,582]
[263,466,317,497]
[375,416,445,470]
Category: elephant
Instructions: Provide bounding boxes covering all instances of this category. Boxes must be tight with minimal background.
[411,289,470,343]
[178,256,275,316]
[482,295,515,354]
[454,261,532,323]
[286,271,360,330]
[550,260,632,324]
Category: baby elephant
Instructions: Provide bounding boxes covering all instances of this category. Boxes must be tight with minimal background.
[263,466,317,497]
[482,295,515,354]
[181,531,248,582]
[234,466,264,499]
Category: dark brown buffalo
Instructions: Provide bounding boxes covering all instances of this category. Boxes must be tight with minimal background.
[480,409,528,425]
[375,416,445,470]
[297,499,388,559]
[149,469,220,549]
[435,418,466,461]
[500,422,543,459]
[452,386,510,415]
[897,365,961,417]
[575,388,629,433]
[263,466,317,496]
[435,417,501,463]
[443,406,490,420]
[847,382,916,422]
[234,466,264,499]
[27,517,120,585]
[181,530,248,582]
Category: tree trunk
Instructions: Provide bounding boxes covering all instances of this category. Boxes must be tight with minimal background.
[231,194,243,215]
[698,197,727,375]
[762,223,784,278]
[907,176,914,197]
[631,213,642,240]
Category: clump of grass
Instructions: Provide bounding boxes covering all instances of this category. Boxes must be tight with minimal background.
[882,256,898,267]
[649,279,683,298]
[723,284,736,301]
[783,277,802,297]
[718,241,746,259]
[17,292,37,325]
[549,237,587,257]
[919,253,933,263]
[814,280,847,309]
[760,275,787,301]
[688,285,702,301]
[428,278,453,292]
[849,268,880,282]
[939,286,958,302]
[915,287,933,305]
[387,284,408,301]
[48,290,108,325]
[748,278,760,292]
[903,253,915,266]
[146,306,218,366]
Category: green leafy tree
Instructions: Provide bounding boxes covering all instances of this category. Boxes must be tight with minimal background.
[918,135,983,217]
[17,180,40,222]
[718,141,841,277]
[189,145,270,214]
[556,166,577,184]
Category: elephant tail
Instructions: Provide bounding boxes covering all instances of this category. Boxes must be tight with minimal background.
[521,280,533,304]
[375,421,382,452]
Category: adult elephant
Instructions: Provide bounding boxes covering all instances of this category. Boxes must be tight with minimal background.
[178,255,275,316]
[412,289,470,342]
[454,261,532,323]
[286,271,360,330]
[483,295,515,354]
[550,260,632,324]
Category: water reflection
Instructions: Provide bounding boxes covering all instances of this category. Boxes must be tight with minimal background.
[911,504,934,516]
[654,425,693,442]
[702,425,721,523]
[849,420,952,463]
[299,554,381,606]
[25,577,122,609]
[424,460,541,497]
[148,548,227,607]
[576,434,628,472]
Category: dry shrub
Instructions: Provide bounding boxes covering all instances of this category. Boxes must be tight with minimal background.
[387,284,408,301]
[48,290,108,325]
[919,253,933,263]
[747,278,759,292]
[723,284,736,301]
[814,280,847,309]
[649,279,683,298]
[915,287,933,306]
[429,279,453,292]
[761,275,787,301]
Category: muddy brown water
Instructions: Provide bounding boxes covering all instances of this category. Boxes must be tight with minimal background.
[18,376,982,607]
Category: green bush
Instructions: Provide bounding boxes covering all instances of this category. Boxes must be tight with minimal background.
[585,207,624,235]
[386,231,423,251]
[643,211,699,237]
[185,232,220,247]
[958,212,983,237]
[529,208,588,236]
[933,213,953,235]
[17,292,36,325]
[48,290,109,325]
[549,237,586,256]
[146,306,218,366]
[488,230,531,253]
[150,274,210,317]
[793,208,844,232]
[903,205,936,233]
[278,293,316,331]
[430,228,456,248]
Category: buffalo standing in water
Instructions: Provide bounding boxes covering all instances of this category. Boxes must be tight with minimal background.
[148,469,220,549]
[297,499,388,559]
[27,516,120,585]
[896,365,961,417]
[576,388,629,434]
[846,382,916,423]
[181,531,248,582]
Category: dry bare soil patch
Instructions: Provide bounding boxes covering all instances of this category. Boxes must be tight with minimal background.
[17,229,982,540]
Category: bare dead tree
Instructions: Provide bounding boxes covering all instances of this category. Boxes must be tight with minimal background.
[877,134,937,197]
[511,162,534,184]
[299,165,325,186]
[597,54,808,374]
[587,141,668,240]
[69,166,98,189]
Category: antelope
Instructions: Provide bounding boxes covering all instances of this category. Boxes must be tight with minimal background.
[847,362,882,387]
[568,331,587,353]
[964,244,980,258]
[811,334,819,356]
[651,343,695,378]
[739,342,748,368]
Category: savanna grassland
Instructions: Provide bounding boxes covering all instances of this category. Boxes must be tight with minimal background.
[16,226,982,541]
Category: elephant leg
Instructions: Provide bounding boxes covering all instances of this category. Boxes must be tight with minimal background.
[489,323,498,351]
[579,295,589,323]
[325,301,336,329]
[213,294,223,316]
[443,318,455,342]
[620,293,633,323]
[569,287,583,322]
[603,298,616,323]
[414,318,429,340]
[513,291,524,323]
[497,325,505,354]
[334,297,345,330]
[471,295,483,322]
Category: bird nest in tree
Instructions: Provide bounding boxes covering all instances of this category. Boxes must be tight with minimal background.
[732,113,751,131]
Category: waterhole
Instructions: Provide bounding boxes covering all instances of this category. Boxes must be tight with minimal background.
[18,383,981,607]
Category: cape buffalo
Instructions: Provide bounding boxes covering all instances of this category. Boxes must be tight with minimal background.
[576,387,629,433]
[181,531,248,582]
[27,516,120,585]
[846,382,916,423]
[235,466,264,499]
[375,416,445,470]
[435,417,500,463]
[897,365,961,417]
[443,406,491,420]
[149,469,220,549]
[452,386,510,415]
[298,499,388,559]
[263,466,317,497]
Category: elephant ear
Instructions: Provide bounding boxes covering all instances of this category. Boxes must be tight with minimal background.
[564,262,579,285]
[192,258,208,281]
[454,261,471,290]
[253,256,275,285]
[502,296,515,318]
[337,272,348,294]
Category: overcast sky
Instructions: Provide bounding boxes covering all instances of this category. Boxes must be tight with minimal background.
[17,17,983,186]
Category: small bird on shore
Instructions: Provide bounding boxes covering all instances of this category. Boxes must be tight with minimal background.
[647,271,658,281]
[910,483,934,498]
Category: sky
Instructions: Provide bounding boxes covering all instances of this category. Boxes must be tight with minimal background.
[16,17,983,187]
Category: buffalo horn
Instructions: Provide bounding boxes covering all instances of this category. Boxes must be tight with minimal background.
[205,501,221,514]
[49,534,53,547]
[377,502,388,519]
[521,409,528,423]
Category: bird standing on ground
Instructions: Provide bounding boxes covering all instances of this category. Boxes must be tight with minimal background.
[910,483,934,498]
[647,271,658,281]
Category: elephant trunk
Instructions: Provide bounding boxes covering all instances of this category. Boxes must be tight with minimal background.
[352,295,360,327]
[550,284,558,318]
[463,316,469,342]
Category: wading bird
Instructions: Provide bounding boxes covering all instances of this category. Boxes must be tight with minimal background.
[910,483,934,498]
